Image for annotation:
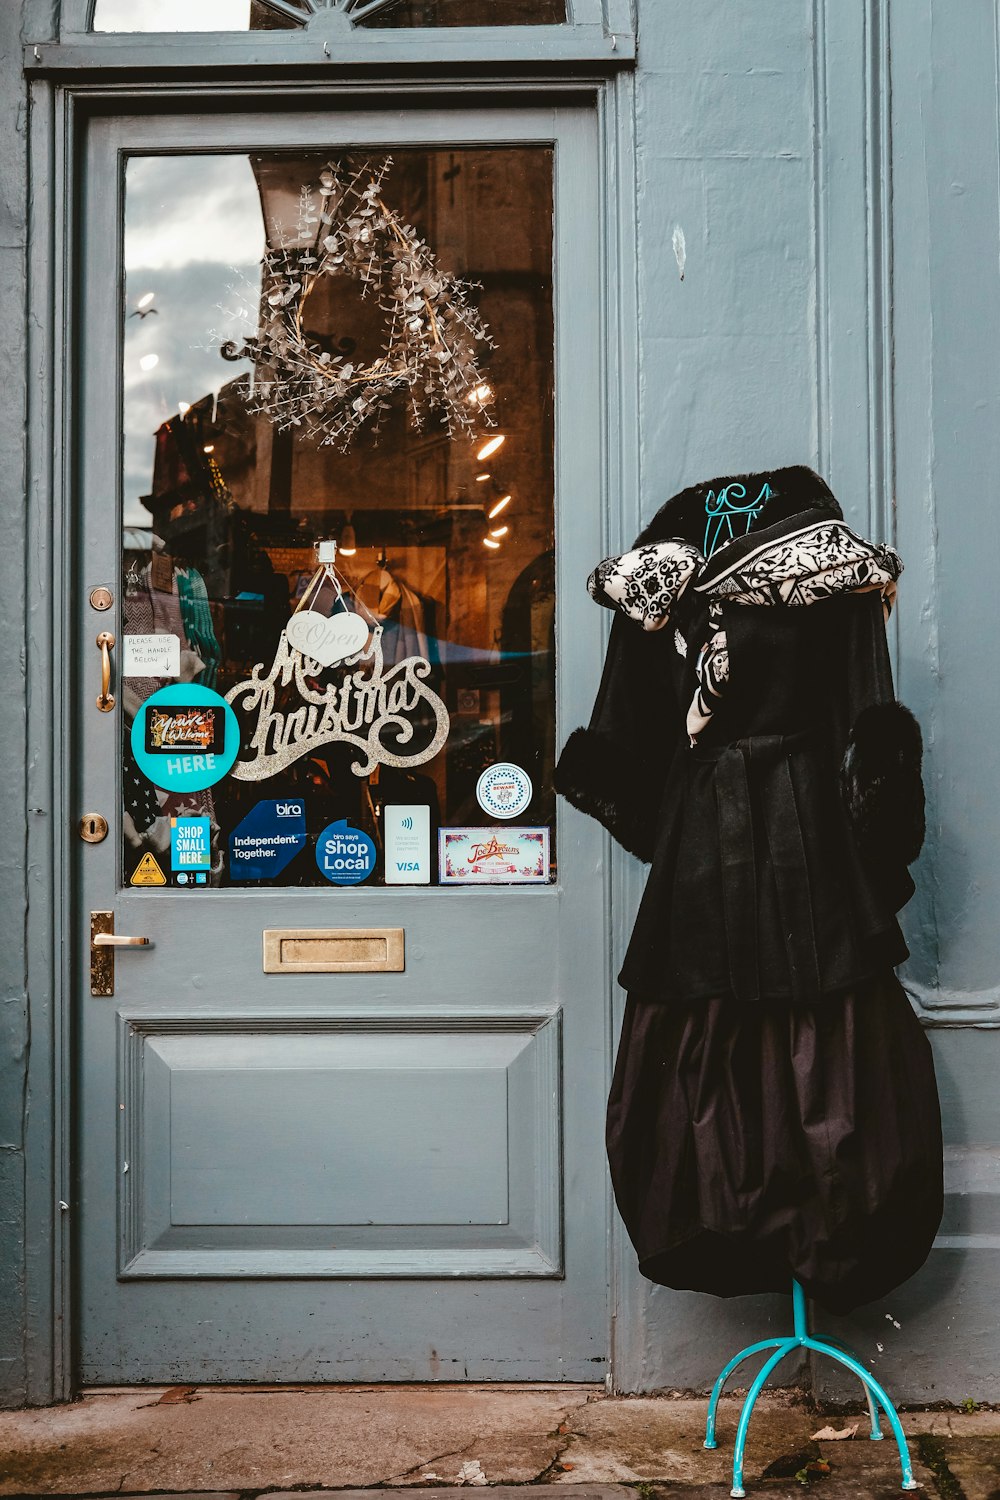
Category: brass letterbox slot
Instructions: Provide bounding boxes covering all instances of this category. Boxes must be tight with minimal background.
[262,928,404,974]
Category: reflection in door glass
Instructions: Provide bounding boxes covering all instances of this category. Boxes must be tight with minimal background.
[122,150,555,891]
[93,0,565,32]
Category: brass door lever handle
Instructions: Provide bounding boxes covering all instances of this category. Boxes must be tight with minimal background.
[96,631,115,712]
[91,912,151,995]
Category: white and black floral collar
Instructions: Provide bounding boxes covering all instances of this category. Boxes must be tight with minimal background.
[589,515,901,632]
[588,511,902,745]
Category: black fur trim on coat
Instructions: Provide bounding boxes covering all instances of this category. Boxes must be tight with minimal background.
[553,726,655,863]
[840,700,925,866]
[633,463,840,550]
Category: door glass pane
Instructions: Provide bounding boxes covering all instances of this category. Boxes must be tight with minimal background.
[93,1,299,31]
[121,149,556,891]
[93,0,566,33]
[356,1,566,26]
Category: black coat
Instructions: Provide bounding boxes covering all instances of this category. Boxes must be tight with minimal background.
[555,466,942,1312]
[556,464,925,1006]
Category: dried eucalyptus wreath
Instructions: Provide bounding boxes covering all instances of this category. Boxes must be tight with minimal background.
[221,158,496,449]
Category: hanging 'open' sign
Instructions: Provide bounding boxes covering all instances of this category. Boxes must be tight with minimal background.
[286,609,370,668]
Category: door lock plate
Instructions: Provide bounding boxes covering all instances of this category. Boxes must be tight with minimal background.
[91,910,115,996]
[79,813,109,843]
[90,912,152,996]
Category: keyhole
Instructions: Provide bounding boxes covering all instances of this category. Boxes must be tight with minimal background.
[79,813,109,844]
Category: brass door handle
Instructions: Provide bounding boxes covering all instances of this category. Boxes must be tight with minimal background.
[96,631,115,712]
[91,911,152,996]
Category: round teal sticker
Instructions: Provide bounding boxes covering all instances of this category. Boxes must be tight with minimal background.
[316,820,376,885]
[131,684,239,793]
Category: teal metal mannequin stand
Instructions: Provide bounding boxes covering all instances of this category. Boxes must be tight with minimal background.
[703,1281,918,1497]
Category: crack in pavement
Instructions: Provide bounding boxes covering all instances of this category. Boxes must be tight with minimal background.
[381,1431,485,1485]
[530,1406,578,1485]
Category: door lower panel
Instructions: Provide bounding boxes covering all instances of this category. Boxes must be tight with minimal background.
[118,1010,562,1279]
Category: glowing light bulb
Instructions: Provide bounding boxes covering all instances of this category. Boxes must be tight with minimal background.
[340,522,357,556]
[139,353,159,371]
[475,472,492,483]
[466,383,493,406]
[476,434,506,462]
[488,495,511,520]
[483,537,501,550]
[202,443,215,454]
[489,525,509,539]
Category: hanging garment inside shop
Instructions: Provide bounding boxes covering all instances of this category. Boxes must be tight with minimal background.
[554,464,943,1315]
[355,550,434,667]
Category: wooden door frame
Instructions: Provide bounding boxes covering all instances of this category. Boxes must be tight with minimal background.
[22,66,639,1403]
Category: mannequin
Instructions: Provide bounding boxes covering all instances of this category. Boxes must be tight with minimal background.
[555,465,943,1314]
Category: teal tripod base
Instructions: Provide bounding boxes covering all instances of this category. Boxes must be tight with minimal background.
[703,1282,917,1498]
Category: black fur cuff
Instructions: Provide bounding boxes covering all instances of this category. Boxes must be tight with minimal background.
[840,701,925,866]
[554,727,654,863]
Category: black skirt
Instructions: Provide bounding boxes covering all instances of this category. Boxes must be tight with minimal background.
[605,973,943,1315]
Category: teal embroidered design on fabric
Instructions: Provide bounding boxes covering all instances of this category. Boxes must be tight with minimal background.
[704,481,773,560]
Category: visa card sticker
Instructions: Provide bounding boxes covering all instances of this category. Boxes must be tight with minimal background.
[384,805,430,885]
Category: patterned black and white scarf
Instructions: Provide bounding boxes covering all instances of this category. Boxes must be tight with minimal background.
[588,519,901,743]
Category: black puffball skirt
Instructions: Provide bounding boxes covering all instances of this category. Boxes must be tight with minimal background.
[606,972,943,1314]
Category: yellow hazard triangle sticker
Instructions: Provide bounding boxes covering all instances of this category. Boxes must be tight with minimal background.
[130,851,166,887]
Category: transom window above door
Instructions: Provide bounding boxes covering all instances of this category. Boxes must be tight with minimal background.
[92,0,566,32]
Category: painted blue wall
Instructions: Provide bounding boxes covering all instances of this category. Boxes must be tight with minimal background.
[612,0,821,1396]
[2,0,999,1405]
[613,0,1000,1401]
[0,0,30,1412]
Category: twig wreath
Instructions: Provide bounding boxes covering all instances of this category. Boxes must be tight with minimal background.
[221,158,496,449]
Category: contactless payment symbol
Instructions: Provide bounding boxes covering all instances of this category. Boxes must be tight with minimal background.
[385,804,430,885]
[230,799,307,881]
[476,762,533,820]
[316,819,376,885]
[131,684,239,793]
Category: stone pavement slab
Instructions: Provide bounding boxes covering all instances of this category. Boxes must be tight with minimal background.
[266,1489,634,1500]
[0,1385,995,1498]
[0,1384,587,1496]
[552,1392,822,1485]
[920,1434,1000,1500]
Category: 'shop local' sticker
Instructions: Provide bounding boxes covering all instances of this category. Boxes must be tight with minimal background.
[316,819,376,885]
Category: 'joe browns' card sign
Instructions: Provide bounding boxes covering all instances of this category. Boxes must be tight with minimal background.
[438,827,550,884]
[226,626,449,780]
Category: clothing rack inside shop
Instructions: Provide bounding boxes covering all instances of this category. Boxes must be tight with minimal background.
[703,1280,917,1497]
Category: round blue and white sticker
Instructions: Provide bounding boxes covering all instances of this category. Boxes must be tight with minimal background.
[316,820,377,885]
[131,684,239,793]
[476,761,533,820]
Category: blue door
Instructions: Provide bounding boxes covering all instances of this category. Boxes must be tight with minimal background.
[75,103,610,1382]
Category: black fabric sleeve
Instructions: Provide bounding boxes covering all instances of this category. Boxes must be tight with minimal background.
[554,612,683,863]
[838,590,926,874]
